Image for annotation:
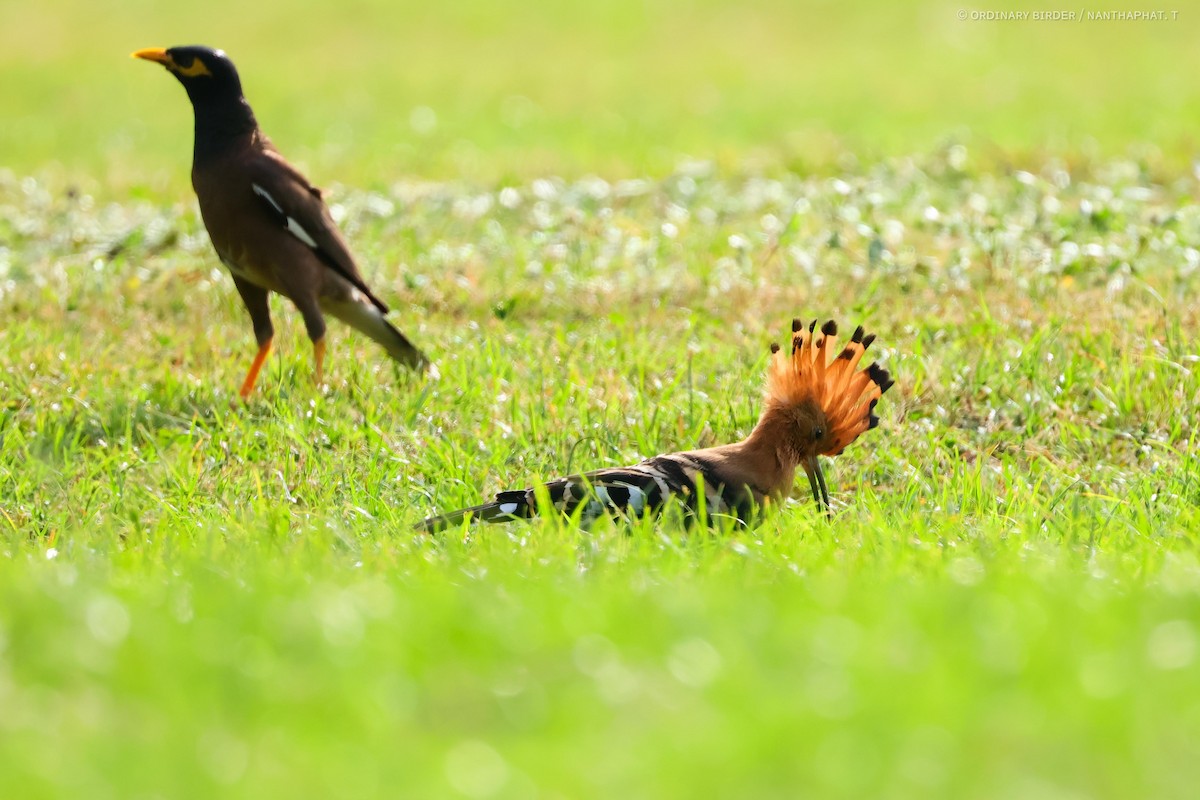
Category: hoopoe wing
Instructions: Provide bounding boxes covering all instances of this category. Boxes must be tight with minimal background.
[416,452,762,533]
[416,465,667,534]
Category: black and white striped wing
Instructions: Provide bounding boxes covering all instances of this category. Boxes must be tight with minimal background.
[418,468,664,532]
[418,452,761,533]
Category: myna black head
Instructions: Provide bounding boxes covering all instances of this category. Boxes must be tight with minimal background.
[132,46,244,106]
[133,46,258,157]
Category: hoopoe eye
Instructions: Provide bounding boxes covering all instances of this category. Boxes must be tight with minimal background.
[812,427,824,441]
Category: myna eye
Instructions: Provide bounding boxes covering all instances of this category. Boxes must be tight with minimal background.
[812,427,824,441]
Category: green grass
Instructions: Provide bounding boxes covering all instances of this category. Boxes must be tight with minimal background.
[4,1,1200,797]
[4,150,1200,797]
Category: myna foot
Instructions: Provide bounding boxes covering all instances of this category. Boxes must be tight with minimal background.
[313,337,326,386]
[238,339,274,400]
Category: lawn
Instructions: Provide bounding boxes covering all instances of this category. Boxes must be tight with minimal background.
[3,0,1200,797]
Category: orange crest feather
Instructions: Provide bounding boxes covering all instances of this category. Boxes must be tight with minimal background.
[765,319,894,455]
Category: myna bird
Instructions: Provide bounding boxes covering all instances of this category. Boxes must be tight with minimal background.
[132,45,428,398]
[418,318,893,533]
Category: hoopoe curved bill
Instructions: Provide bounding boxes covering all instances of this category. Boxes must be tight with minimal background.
[418,318,894,533]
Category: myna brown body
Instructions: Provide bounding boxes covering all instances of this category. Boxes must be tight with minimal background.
[133,45,428,398]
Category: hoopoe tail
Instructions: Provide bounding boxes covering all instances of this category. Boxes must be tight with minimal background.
[416,490,534,534]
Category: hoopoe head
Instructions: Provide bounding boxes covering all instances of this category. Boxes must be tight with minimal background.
[764,318,894,514]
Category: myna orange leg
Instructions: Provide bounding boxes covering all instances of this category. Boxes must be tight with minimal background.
[292,298,329,386]
[239,339,274,399]
[231,276,275,399]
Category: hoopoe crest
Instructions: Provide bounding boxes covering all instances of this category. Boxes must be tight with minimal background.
[764,319,893,512]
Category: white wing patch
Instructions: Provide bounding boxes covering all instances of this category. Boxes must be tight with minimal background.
[631,464,672,499]
[497,502,520,515]
[285,217,318,248]
[252,183,319,249]
[251,182,283,214]
[615,482,648,514]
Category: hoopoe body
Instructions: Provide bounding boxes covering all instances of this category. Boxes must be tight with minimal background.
[418,318,893,533]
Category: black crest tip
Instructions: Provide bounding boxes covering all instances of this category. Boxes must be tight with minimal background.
[862,333,876,350]
[851,325,865,344]
[866,363,894,392]
[770,342,781,354]
[791,318,803,333]
[821,320,838,336]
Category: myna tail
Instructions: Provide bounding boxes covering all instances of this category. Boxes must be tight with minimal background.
[322,299,429,370]
[376,316,429,370]
[417,491,534,534]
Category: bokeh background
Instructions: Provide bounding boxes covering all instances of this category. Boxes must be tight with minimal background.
[2,0,1197,190]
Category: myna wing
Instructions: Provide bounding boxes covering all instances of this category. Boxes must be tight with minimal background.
[245,151,390,313]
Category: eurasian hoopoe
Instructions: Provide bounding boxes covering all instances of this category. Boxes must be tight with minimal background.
[418,318,893,533]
